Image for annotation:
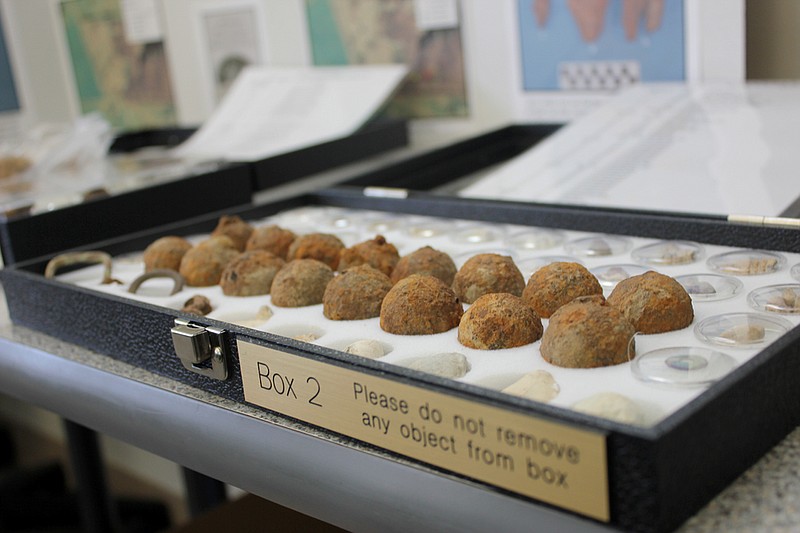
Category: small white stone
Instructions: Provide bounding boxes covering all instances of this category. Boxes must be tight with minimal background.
[345,339,385,359]
[256,305,274,320]
[294,333,319,343]
[402,352,470,379]
[502,371,560,403]
[236,306,274,328]
[572,392,644,425]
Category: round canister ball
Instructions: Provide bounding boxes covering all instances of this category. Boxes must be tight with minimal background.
[323,264,393,320]
[270,259,334,307]
[287,233,345,270]
[246,225,297,259]
[452,253,525,304]
[179,236,240,287]
[607,271,693,333]
[390,246,457,285]
[338,235,400,276]
[143,236,192,272]
[540,296,636,369]
[522,261,603,318]
[211,215,253,252]
[458,293,542,350]
[380,274,463,335]
[219,250,285,296]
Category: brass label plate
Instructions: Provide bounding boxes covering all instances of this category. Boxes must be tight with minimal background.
[238,341,610,521]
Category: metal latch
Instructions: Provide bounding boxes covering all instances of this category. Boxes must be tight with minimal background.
[171,319,229,380]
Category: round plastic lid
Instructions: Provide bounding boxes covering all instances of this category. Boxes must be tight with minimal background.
[706,250,786,275]
[504,228,566,251]
[405,219,454,238]
[590,264,651,289]
[364,215,405,233]
[631,240,704,266]
[747,284,800,314]
[450,225,504,244]
[564,235,631,257]
[694,312,793,348]
[631,346,737,387]
[675,273,744,302]
[791,263,800,282]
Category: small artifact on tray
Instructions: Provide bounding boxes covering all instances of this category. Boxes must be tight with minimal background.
[631,241,703,265]
[540,296,636,368]
[719,323,765,343]
[607,271,694,334]
[399,352,471,379]
[323,264,393,320]
[270,259,334,307]
[219,250,285,296]
[182,294,212,315]
[128,268,185,296]
[229,305,275,328]
[390,246,457,285]
[694,312,792,348]
[565,236,630,257]
[572,392,645,425]
[287,232,346,270]
[458,293,542,350]
[707,250,784,275]
[766,287,800,312]
[749,284,800,314]
[675,273,743,302]
[245,225,297,259]
[452,253,525,304]
[143,236,193,272]
[337,235,400,276]
[344,339,386,359]
[179,236,240,287]
[380,274,463,335]
[0,155,32,179]
[522,261,603,318]
[501,370,559,403]
[294,332,321,343]
[211,215,253,251]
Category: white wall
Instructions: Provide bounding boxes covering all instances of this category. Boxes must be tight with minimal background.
[0,0,745,135]
[0,0,78,128]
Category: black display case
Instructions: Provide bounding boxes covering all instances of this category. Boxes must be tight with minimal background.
[2,125,799,532]
[0,119,409,266]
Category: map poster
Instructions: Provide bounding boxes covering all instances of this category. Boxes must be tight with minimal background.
[60,0,176,131]
[519,0,685,91]
[305,0,468,119]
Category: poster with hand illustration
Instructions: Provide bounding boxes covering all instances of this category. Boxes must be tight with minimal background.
[519,0,684,91]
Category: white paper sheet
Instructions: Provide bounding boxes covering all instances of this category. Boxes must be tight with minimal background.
[174,65,408,161]
[121,0,163,44]
[461,82,800,217]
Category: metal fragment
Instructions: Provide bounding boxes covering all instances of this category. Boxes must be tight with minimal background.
[128,269,185,296]
[44,251,121,285]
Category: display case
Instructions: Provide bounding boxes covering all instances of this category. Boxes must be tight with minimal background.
[0,118,409,265]
[2,172,800,532]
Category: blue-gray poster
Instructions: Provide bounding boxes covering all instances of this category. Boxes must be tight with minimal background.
[519,0,685,91]
[0,11,20,113]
